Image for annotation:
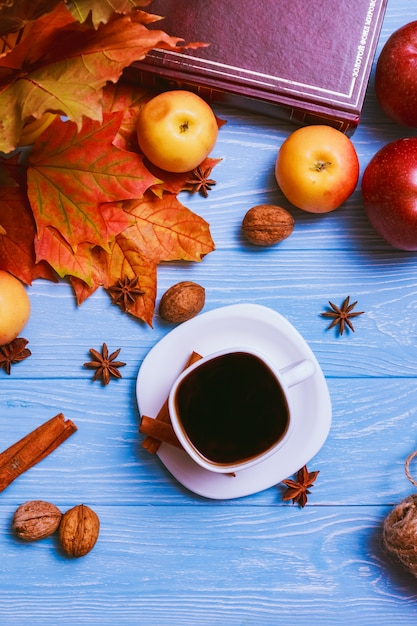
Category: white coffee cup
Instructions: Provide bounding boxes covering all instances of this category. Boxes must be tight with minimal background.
[168,347,315,474]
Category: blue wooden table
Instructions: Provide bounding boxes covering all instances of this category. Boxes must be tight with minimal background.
[2,2,417,624]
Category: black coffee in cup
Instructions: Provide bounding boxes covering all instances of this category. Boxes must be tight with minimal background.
[173,351,290,465]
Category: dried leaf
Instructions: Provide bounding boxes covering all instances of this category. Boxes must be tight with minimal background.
[0,0,62,37]
[68,0,155,28]
[0,77,219,325]
[102,82,155,152]
[0,4,204,153]
[117,192,215,263]
[70,191,215,326]
[71,242,157,326]
[105,240,157,325]
[70,246,111,303]
[27,113,156,252]
[0,184,56,284]
[34,228,94,285]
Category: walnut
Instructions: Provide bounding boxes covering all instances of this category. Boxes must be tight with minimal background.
[159,281,205,324]
[59,504,100,558]
[242,204,294,246]
[12,500,62,541]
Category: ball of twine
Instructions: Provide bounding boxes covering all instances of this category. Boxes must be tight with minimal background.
[383,450,417,577]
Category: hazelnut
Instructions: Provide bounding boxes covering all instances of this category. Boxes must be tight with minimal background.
[159,281,205,323]
[242,204,294,246]
[59,504,100,558]
[12,500,62,541]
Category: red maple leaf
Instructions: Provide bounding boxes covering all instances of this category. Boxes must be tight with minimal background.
[0,183,56,284]
[27,113,157,255]
[0,3,219,326]
[0,3,207,153]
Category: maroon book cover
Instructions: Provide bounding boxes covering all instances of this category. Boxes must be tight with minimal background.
[129,0,388,134]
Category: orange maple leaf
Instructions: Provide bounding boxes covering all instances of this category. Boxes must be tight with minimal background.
[0,4,219,326]
[104,239,158,326]
[27,113,157,253]
[0,3,207,153]
[70,192,215,325]
[118,192,215,262]
[34,227,95,286]
[102,82,155,152]
[70,245,112,304]
[20,99,217,326]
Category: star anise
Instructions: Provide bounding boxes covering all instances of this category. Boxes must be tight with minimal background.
[0,337,31,375]
[321,295,364,335]
[184,165,216,197]
[84,343,126,385]
[281,465,320,508]
[107,275,144,312]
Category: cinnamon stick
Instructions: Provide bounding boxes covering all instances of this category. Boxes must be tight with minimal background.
[140,351,202,453]
[140,416,182,449]
[0,413,77,492]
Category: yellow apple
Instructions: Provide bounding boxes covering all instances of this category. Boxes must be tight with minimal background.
[136,90,218,173]
[275,125,359,213]
[0,271,31,346]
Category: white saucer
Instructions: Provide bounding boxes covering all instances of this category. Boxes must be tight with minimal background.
[136,303,332,499]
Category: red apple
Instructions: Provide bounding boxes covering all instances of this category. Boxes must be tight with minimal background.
[361,138,417,251]
[375,21,417,127]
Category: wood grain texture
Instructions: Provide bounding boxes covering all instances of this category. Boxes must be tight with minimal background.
[0,506,417,625]
[0,377,416,507]
[1,2,417,624]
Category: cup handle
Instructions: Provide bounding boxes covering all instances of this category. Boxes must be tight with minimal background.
[280,359,316,388]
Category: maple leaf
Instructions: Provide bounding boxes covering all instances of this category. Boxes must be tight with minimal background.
[27,113,157,253]
[70,245,112,303]
[69,0,155,28]
[0,152,21,187]
[71,242,157,326]
[115,192,215,263]
[34,227,94,285]
[34,200,135,285]
[22,95,217,324]
[0,183,56,284]
[102,82,155,152]
[0,4,221,327]
[0,0,62,37]
[102,81,153,116]
[105,240,157,325]
[0,3,206,153]
[70,192,215,325]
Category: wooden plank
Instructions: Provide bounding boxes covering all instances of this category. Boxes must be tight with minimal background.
[0,505,416,625]
[15,245,417,379]
[0,378,416,507]
[0,3,415,623]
